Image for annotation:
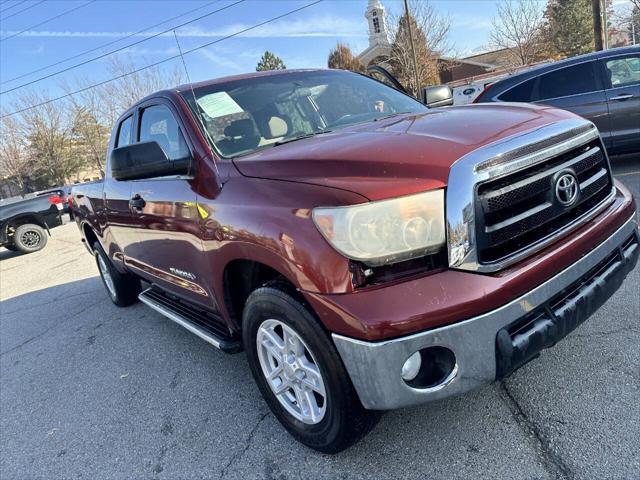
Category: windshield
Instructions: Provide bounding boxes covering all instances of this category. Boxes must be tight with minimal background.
[183,70,427,158]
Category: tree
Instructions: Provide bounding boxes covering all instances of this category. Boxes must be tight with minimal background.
[634,5,640,44]
[387,0,451,97]
[62,55,185,178]
[490,0,547,67]
[96,56,184,125]
[256,51,286,71]
[544,0,594,57]
[614,2,639,44]
[69,107,110,178]
[0,114,34,194]
[327,43,364,72]
[15,92,83,187]
[0,55,185,193]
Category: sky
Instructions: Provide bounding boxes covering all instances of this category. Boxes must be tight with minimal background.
[0,0,635,113]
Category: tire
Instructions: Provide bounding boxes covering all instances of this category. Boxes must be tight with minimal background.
[13,224,48,253]
[242,283,381,453]
[93,241,141,307]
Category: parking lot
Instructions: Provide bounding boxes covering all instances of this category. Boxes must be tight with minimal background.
[0,159,638,480]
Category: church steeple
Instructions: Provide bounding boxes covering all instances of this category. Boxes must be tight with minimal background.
[365,0,389,47]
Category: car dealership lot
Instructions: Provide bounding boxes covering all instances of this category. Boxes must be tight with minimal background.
[1,161,638,480]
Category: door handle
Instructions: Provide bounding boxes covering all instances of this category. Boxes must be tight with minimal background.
[129,195,146,210]
[610,93,633,101]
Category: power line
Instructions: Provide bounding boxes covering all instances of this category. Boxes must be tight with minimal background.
[0,0,45,21]
[0,0,28,15]
[0,0,245,95]
[1,0,96,43]
[1,0,323,119]
[1,0,220,85]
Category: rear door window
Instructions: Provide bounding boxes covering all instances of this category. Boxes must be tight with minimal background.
[604,55,640,88]
[499,78,536,102]
[535,62,600,101]
[116,115,133,147]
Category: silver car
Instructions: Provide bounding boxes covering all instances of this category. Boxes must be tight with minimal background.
[474,46,640,155]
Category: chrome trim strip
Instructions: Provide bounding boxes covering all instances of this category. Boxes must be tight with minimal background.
[332,214,638,410]
[474,124,596,176]
[485,202,551,233]
[139,288,224,349]
[124,256,209,296]
[580,168,607,190]
[446,117,614,272]
[480,144,600,201]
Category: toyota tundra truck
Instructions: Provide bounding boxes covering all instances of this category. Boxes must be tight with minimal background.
[72,69,638,453]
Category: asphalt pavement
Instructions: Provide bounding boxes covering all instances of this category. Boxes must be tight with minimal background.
[1,159,638,480]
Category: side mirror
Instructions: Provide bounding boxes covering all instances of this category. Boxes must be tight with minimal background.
[110,141,192,181]
[421,85,453,108]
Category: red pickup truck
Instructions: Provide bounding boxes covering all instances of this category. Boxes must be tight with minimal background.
[72,69,638,453]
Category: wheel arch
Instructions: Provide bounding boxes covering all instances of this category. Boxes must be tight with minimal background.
[220,258,300,330]
[1,213,48,243]
[80,221,100,253]
[215,240,321,330]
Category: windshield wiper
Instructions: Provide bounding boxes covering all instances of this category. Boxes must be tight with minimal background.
[274,129,332,146]
[373,111,411,122]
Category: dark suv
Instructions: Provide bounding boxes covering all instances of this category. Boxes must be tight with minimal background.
[474,46,640,154]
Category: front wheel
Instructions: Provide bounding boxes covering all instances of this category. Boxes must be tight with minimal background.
[242,284,380,453]
[93,242,141,307]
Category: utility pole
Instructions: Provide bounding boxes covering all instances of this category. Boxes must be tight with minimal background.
[602,0,608,49]
[592,0,604,51]
[403,0,421,98]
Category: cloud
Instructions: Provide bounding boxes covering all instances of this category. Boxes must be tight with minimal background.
[450,16,492,31]
[23,44,45,55]
[119,46,180,56]
[0,14,366,40]
[197,47,247,74]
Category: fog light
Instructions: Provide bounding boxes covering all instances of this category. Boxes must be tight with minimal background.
[401,351,422,381]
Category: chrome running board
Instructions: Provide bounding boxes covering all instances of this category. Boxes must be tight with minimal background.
[139,288,241,353]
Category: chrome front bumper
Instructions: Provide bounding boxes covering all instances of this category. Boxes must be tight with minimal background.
[332,214,639,410]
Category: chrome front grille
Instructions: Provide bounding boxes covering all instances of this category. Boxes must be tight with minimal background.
[446,118,616,273]
[475,140,613,263]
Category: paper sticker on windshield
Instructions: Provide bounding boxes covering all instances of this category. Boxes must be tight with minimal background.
[196,92,244,118]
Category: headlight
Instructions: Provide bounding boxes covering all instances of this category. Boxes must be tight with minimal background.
[312,190,445,266]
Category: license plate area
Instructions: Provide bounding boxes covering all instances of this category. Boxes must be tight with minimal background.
[495,231,639,379]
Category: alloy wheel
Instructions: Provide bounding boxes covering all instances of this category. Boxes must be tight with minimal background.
[97,254,117,299]
[256,319,327,424]
[20,230,41,248]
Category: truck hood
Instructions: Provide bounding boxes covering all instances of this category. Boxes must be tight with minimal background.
[232,104,578,201]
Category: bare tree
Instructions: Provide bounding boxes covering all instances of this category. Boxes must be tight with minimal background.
[1,56,185,190]
[99,56,184,116]
[490,0,547,67]
[12,91,83,187]
[61,55,185,177]
[387,0,451,96]
[0,114,34,194]
[65,56,185,127]
[610,0,639,44]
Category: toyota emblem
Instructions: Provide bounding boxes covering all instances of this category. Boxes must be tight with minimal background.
[555,172,579,206]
